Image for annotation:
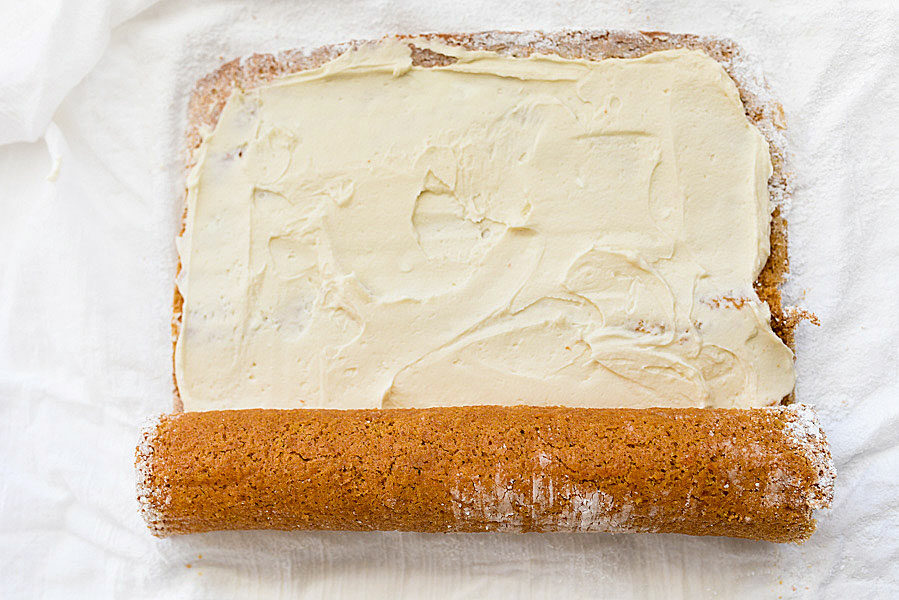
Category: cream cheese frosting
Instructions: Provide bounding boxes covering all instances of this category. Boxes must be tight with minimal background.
[175,39,795,411]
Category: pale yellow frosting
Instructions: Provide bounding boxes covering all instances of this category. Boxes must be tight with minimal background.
[175,39,795,411]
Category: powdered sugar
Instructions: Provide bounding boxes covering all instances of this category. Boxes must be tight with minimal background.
[449,454,642,534]
[780,404,837,509]
[442,406,835,537]
[135,414,169,536]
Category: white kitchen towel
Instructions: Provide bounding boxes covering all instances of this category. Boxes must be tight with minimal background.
[1,1,897,598]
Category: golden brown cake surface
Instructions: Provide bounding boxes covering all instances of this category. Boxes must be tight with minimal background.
[137,404,833,542]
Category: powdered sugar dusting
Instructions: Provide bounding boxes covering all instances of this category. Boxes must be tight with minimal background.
[135,414,170,537]
[442,405,834,535]
[448,451,645,534]
[779,403,836,509]
[714,405,834,512]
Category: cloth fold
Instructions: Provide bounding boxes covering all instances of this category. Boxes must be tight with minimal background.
[0,0,159,145]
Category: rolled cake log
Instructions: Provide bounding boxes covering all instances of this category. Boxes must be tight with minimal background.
[136,404,834,542]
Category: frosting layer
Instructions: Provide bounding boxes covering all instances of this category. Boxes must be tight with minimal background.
[175,39,795,410]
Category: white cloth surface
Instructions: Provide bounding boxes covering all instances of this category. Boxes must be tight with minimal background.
[1,0,897,597]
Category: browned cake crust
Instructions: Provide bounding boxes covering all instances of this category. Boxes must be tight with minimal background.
[139,31,834,542]
[137,405,834,542]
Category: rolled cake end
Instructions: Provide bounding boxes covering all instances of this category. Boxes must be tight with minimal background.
[136,404,834,542]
